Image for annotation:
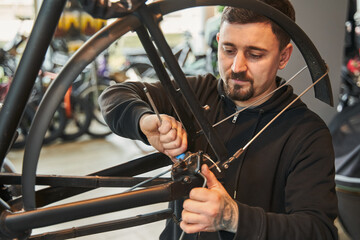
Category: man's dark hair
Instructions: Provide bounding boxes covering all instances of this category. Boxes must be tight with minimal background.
[221,0,296,50]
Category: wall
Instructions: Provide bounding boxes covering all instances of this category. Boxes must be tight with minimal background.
[281,0,347,125]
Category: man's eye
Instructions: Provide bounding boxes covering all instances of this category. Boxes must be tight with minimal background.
[223,47,235,55]
[248,52,263,60]
[251,54,262,59]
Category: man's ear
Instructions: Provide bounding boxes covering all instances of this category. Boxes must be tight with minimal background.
[279,43,293,70]
[216,32,220,42]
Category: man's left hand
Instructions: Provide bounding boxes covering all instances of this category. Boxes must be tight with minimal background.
[180,164,239,234]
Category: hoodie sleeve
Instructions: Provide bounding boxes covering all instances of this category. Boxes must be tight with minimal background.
[98,80,165,143]
[98,74,218,143]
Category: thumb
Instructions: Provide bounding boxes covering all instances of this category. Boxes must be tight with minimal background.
[201,164,222,190]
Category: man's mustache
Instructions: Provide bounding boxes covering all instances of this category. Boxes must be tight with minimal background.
[230,71,253,82]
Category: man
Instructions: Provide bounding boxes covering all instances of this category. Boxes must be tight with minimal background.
[99,0,338,239]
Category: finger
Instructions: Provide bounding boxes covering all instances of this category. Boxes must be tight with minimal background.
[180,127,188,149]
[183,198,208,214]
[180,220,208,234]
[139,114,161,134]
[201,164,223,190]
[163,128,187,147]
[165,145,187,160]
[176,120,183,138]
[186,188,220,205]
[157,115,173,133]
[161,126,187,150]
[158,117,180,142]
[159,127,178,144]
[181,209,208,225]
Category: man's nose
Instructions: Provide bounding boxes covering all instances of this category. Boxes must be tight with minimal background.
[231,53,247,73]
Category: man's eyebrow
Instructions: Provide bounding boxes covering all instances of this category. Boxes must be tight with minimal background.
[246,46,268,52]
[221,42,269,52]
[222,42,235,47]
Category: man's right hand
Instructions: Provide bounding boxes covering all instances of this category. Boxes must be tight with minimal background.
[139,114,187,162]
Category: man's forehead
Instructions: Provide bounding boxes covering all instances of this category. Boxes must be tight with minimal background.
[219,21,275,40]
[218,21,280,50]
[220,20,272,31]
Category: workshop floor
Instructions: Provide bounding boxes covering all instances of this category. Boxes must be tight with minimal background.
[7,134,351,240]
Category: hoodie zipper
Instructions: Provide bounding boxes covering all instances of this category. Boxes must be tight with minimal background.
[233,109,264,199]
[232,107,240,123]
[232,112,239,123]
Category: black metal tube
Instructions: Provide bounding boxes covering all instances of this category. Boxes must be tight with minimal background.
[5,182,174,233]
[10,152,170,211]
[2,176,202,238]
[0,173,170,188]
[96,152,170,177]
[29,209,173,240]
[0,0,67,167]
[138,6,229,163]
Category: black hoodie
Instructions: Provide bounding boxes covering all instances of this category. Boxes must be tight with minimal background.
[99,73,338,240]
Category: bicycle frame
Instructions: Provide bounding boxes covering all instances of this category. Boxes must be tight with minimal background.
[0,0,333,239]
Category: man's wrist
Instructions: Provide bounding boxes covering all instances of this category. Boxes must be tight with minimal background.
[219,197,239,233]
[139,113,151,132]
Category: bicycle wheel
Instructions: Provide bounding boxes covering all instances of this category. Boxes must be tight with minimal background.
[61,94,93,141]
[80,79,113,138]
[43,105,67,145]
[11,103,67,148]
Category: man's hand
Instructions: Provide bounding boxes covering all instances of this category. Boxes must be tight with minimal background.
[139,113,187,161]
[180,164,239,233]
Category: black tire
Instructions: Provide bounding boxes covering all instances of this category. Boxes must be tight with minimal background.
[43,105,67,145]
[11,103,67,148]
[80,80,113,138]
[61,94,93,141]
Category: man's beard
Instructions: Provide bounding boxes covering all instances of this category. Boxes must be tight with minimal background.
[224,71,254,101]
